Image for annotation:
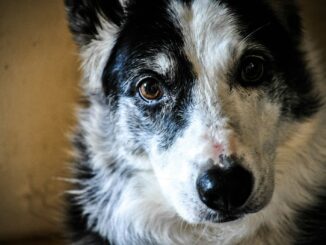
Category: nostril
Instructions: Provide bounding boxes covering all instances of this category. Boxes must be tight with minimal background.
[196,165,253,212]
[227,165,253,209]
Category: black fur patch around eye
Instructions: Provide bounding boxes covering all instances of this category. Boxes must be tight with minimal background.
[219,0,321,120]
[102,0,196,150]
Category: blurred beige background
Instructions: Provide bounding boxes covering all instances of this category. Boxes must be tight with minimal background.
[0,0,80,243]
[0,0,325,244]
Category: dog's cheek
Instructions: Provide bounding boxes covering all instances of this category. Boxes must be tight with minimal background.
[111,101,156,170]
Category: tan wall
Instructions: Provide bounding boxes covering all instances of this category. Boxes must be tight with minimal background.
[0,0,80,241]
[0,0,325,242]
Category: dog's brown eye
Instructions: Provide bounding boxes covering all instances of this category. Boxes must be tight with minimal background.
[138,78,163,101]
[241,56,265,84]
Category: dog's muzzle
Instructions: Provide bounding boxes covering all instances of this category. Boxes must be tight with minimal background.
[196,156,253,222]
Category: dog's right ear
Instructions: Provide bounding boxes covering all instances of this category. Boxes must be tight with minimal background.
[65,0,127,46]
[65,0,129,92]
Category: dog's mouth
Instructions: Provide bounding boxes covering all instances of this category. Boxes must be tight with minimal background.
[197,194,271,224]
[204,211,244,223]
[202,203,265,223]
[217,214,242,223]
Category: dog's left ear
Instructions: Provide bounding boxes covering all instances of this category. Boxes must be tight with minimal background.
[65,0,128,46]
[267,0,302,40]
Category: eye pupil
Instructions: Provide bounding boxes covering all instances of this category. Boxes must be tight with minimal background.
[241,56,265,83]
[145,83,159,94]
[245,62,256,76]
[139,79,163,101]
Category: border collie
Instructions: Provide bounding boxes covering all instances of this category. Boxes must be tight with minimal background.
[64,0,326,244]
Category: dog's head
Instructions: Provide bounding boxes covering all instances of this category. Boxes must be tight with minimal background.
[66,0,320,224]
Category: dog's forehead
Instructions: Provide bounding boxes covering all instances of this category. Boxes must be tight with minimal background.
[169,0,242,78]
[119,0,276,75]
[138,2,241,77]
[117,0,247,78]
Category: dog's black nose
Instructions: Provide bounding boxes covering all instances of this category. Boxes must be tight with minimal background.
[196,164,253,212]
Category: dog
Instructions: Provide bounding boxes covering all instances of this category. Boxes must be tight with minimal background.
[64,0,326,244]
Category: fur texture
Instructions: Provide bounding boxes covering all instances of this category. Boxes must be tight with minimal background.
[65,0,326,244]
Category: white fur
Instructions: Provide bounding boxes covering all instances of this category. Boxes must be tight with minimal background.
[81,16,119,93]
[71,1,326,244]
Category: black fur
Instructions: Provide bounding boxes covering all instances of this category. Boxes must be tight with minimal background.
[295,193,326,245]
[102,0,196,150]
[220,0,321,120]
[66,194,111,245]
[65,0,124,45]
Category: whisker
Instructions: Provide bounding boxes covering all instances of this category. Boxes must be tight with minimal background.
[195,220,209,244]
[239,22,271,46]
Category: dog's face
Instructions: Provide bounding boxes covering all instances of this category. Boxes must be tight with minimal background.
[66,0,320,224]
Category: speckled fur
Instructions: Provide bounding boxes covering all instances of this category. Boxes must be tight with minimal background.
[65,1,326,244]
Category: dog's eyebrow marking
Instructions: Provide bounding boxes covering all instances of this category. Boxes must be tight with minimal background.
[153,53,174,75]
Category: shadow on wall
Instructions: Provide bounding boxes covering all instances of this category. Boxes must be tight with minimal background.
[0,0,325,243]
